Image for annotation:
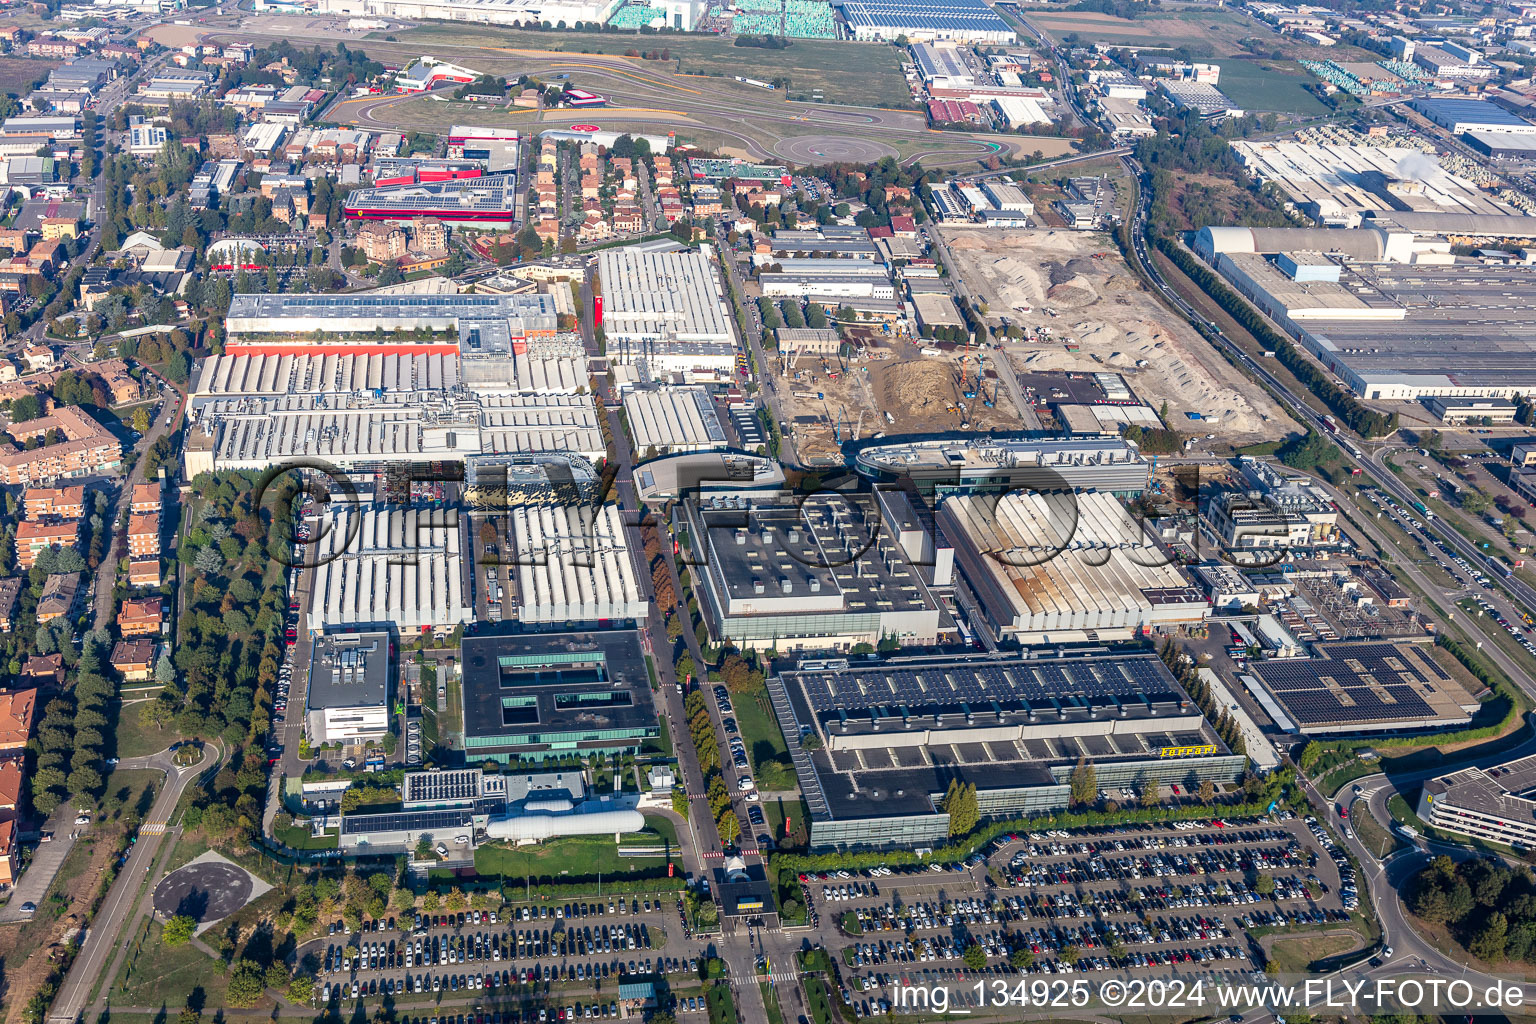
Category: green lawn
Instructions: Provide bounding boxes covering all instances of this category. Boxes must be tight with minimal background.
[275,822,339,850]
[1266,932,1362,974]
[642,813,679,853]
[705,980,737,1024]
[110,918,230,1008]
[805,978,837,1024]
[165,830,211,873]
[1215,58,1331,116]
[389,24,909,108]
[760,982,786,1024]
[765,795,810,850]
[736,688,789,775]
[443,665,463,752]
[112,702,183,759]
[473,834,664,883]
[644,711,674,758]
[97,768,160,824]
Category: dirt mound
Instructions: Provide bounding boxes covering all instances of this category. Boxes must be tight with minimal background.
[1047,278,1097,306]
[881,360,957,415]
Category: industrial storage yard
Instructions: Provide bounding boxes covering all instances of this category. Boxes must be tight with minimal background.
[940,226,1290,444]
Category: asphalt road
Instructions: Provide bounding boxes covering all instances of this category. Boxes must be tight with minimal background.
[48,743,221,1024]
[1120,154,1536,1014]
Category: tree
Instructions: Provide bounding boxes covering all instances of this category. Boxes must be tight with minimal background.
[941,779,979,837]
[1008,947,1033,969]
[1471,911,1509,963]
[1069,757,1096,808]
[1059,944,1081,966]
[226,959,267,1007]
[132,407,150,433]
[717,809,741,845]
[163,914,197,946]
[962,944,987,971]
[193,545,223,575]
[1253,873,1276,896]
[287,976,314,1003]
[718,651,762,693]
[1139,777,1161,807]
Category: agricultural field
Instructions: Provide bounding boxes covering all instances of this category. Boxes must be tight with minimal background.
[0,56,56,94]
[1016,7,1263,54]
[1214,58,1330,116]
[386,24,911,108]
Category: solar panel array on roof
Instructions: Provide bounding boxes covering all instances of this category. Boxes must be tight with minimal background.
[339,807,472,836]
[1249,640,1474,732]
[840,0,1016,41]
[792,654,1181,720]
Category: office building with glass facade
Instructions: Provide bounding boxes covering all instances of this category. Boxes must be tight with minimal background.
[459,630,658,762]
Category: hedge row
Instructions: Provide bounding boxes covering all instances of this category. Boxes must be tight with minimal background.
[770,772,1295,879]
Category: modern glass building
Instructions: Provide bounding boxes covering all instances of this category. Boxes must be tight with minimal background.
[459,630,658,762]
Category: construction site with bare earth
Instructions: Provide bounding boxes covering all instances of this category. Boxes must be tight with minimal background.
[939,226,1293,447]
[770,331,1025,465]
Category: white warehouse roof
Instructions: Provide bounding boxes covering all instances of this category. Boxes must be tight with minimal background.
[624,387,727,453]
[307,505,469,634]
[512,503,647,624]
[938,490,1206,640]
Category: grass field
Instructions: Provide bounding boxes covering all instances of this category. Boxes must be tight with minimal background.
[97,768,159,824]
[1350,799,1403,860]
[1266,932,1362,974]
[113,700,182,759]
[389,25,910,108]
[110,918,229,1008]
[275,822,339,850]
[1019,8,1261,54]
[0,56,56,94]
[1214,58,1330,116]
[735,688,788,776]
[473,833,665,882]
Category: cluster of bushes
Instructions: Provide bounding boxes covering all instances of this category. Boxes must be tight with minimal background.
[734,34,791,48]
[1411,855,1536,963]
[683,689,720,773]
[918,323,970,343]
[706,775,741,845]
[1121,424,1184,455]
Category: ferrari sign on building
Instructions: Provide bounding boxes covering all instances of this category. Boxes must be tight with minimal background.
[1157,744,1220,759]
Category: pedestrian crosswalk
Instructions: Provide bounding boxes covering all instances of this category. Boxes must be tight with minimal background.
[140,821,167,835]
[702,849,760,858]
[766,972,799,984]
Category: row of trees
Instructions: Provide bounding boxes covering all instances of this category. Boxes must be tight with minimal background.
[31,633,115,817]
[1160,639,1248,757]
[1154,236,1397,437]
